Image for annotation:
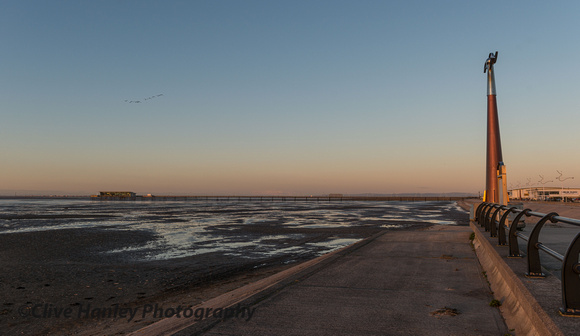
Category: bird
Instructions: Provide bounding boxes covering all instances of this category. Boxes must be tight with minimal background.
[124,94,164,103]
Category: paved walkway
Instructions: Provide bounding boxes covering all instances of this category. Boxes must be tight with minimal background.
[176,226,507,335]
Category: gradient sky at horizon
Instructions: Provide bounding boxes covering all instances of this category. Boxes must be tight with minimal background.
[2,1,580,195]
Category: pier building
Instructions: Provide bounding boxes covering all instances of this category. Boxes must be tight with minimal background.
[509,187,580,201]
[96,191,137,200]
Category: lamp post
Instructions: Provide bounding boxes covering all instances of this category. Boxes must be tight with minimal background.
[556,170,574,202]
[484,51,503,203]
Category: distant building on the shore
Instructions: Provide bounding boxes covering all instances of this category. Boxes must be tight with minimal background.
[94,191,137,200]
[509,187,580,201]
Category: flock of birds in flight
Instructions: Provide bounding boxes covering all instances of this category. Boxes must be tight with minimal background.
[124,94,164,104]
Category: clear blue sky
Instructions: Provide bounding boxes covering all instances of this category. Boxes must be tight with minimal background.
[2,1,580,195]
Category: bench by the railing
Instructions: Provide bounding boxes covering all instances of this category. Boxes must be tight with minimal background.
[475,202,580,316]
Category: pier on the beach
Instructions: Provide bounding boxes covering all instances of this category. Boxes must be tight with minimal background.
[0,194,472,202]
[130,195,469,202]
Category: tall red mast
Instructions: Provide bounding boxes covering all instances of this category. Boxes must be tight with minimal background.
[484,51,503,203]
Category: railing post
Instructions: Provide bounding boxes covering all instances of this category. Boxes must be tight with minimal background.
[482,203,492,228]
[484,205,495,232]
[477,203,487,227]
[490,205,503,237]
[508,209,530,258]
[475,202,487,223]
[478,203,489,227]
[526,212,559,277]
[498,207,516,246]
[560,231,580,316]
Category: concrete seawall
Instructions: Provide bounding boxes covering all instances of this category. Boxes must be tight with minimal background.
[470,220,563,335]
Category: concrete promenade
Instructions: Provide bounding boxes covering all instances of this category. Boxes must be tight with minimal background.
[140,225,508,335]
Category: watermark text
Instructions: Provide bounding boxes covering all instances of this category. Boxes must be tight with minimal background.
[17,303,256,322]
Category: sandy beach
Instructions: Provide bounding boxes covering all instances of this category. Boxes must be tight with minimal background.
[1,228,302,335]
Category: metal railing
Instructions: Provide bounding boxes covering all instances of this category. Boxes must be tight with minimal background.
[475,202,580,316]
